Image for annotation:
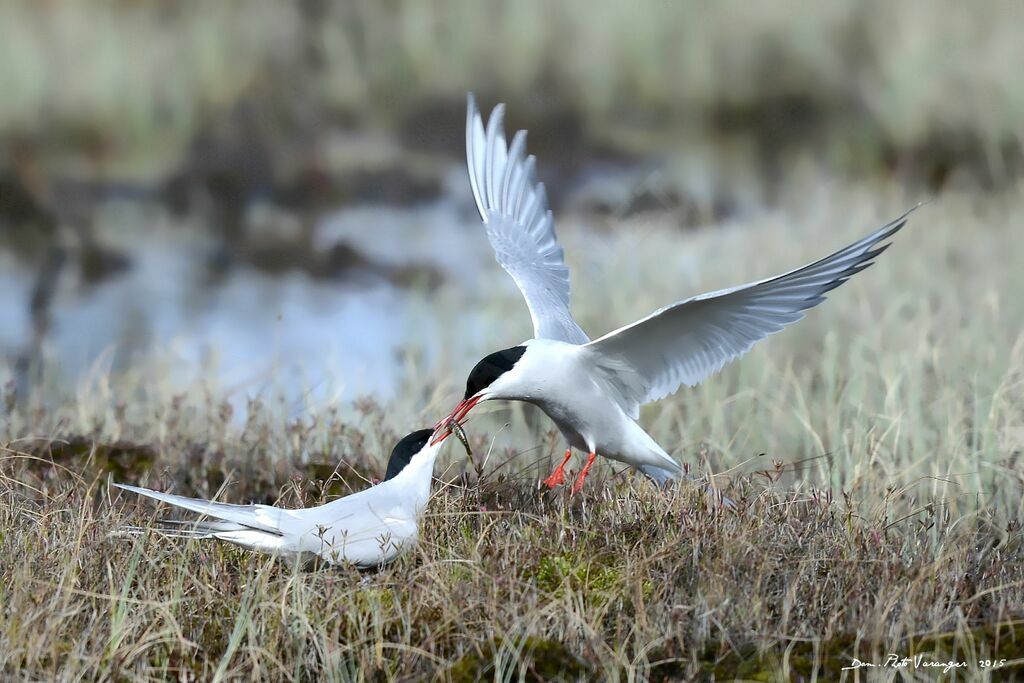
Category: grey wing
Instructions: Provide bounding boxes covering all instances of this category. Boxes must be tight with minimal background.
[466,94,588,344]
[114,483,286,536]
[585,206,918,416]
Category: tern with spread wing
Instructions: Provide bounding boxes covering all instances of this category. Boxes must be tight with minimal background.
[117,425,469,567]
[438,94,916,493]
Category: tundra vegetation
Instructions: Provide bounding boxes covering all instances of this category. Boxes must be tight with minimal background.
[2,1,1023,680]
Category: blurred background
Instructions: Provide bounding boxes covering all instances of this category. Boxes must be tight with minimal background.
[2,0,1022,419]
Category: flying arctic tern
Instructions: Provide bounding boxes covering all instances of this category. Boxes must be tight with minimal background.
[117,424,469,567]
[437,94,916,493]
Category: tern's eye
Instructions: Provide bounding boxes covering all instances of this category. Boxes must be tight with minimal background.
[465,346,526,399]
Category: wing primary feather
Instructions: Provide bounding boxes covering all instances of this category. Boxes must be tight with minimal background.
[464,94,588,343]
[466,94,487,220]
[484,104,506,211]
[503,130,527,213]
[114,483,284,536]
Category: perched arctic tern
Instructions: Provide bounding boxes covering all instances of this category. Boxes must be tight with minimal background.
[116,424,469,567]
[438,94,915,493]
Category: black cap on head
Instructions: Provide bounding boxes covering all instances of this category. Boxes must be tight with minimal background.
[464,346,526,400]
[384,428,433,480]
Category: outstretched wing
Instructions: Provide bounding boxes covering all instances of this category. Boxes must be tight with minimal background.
[466,94,588,344]
[585,207,918,416]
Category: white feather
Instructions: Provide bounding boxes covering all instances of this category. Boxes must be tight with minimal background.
[466,94,589,344]
[115,437,446,567]
[585,206,920,415]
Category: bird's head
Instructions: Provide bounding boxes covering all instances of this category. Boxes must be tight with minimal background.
[463,345,529,402]
[386,421,473,480]
[434,345,527,439]
[383,429,435,481]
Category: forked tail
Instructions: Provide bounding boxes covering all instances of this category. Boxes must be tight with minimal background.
[113,483,287,548]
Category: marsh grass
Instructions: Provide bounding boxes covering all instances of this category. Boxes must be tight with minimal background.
[2,186,1024,680]
[4,1,1024,166]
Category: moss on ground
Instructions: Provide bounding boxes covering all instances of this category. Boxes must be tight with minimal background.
[449,636,591,682]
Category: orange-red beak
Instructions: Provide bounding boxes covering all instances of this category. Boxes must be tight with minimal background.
[430,395,483,445]
[429,424,451,446]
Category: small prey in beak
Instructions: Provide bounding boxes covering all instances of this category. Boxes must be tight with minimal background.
[430,411,474,452]
[449,417,472,456]
[432,394,483,445]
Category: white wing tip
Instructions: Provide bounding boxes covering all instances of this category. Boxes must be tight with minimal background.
[467,92,480,120]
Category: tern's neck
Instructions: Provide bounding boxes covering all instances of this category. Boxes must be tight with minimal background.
[387,447,440,504]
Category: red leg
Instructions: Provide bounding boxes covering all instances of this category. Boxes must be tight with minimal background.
[543,448,573,488]
[570,452,597,494]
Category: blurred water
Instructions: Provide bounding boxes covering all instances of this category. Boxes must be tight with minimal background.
[1,153,753,415]
[0,193,501,408]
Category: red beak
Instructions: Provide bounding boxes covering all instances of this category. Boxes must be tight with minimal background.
[430,395,483,444]
[429,424,451,445]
